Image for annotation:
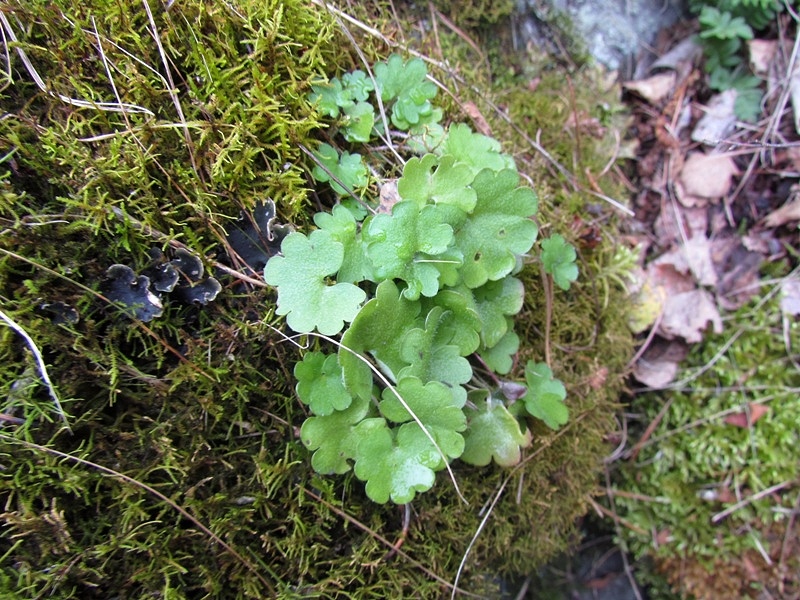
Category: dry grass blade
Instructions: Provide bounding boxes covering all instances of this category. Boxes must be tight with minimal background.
[0,309,72,433]
[0,11,153,115]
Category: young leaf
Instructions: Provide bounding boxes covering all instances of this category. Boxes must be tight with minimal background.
[352,419,442,504]
[397,154,477,212]
[461,392,532,467]
[397,306,472,405]
[478,327,519,375]
[294,351,353,416]
[341,69,374,102]
[313,204,372,283]
[423,288,482,356]
[541,234,579,291]
[438,123,516,175]
[472,277,525,348]
[364,200,455,300]
[453,168,538,288]
[300,395,372,475]
[342,101,375,143]
[309,77,347,118]
[523,361,569,430]
[374,54,438,130]
[311,143,368,196]
[264,229,366,335]
[379,376,467,464]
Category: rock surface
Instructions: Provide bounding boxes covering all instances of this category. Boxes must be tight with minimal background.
[516,0,688,73]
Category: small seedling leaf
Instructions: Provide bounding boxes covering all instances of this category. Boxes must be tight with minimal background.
[541,234,579,290]
[398,154,477,212]
[461,392,532,467]
[364,200,454,299]
[294,351,353,416]
[523,361,569,430]
[352,419,442,504]
[300,395,373,475]
[379,376,466,463]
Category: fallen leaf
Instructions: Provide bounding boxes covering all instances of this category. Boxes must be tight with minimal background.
[710,236,763,310]
[377,179,400,214]
[628,276,667,334]
[462,101,492,137]
[692,90,737,144]
[623,72,677,105]
[763,186,800,227]
[748,39,777,77]
[780,278,800,316]
[649,36,702,72]
[633,338,689,388]
[654,235,718,287]
[724,403,770,428]
[658,289,722,343]
[678,152,738,201]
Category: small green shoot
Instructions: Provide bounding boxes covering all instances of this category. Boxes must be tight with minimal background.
[541,234,579,290]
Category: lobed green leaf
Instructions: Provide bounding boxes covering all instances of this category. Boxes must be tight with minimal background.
[263,229,366,335]
[523,361,569,430]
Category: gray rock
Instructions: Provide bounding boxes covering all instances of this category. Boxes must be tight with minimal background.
[516,0,688,73]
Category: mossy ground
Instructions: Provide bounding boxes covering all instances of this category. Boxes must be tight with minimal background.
[611,282,800,599]
[0,1,634,597]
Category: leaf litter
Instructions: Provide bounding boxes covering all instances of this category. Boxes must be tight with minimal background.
[623,24,800,389]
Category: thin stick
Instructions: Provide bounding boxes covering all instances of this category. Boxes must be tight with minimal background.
[0,309,72,433]
[450,478,508,600]
[711,480,794,524]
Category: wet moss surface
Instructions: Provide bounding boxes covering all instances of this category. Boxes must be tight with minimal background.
[0,1,635,597]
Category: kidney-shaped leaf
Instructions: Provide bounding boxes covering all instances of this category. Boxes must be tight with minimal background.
[300,395,372,475]
[294,351,353,416]
[461,393,532,467]
[264,229,366,335]
[523,361,569,430]
[352,420,442,504]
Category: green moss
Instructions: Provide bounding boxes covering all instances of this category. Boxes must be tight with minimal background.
[612,286,800,598]
[0,1,636,597]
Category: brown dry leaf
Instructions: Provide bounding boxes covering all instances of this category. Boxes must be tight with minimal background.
[678,152,738,201]
[658,289,723,343]
[654,235,718,287]
[724,403,770,428]
[377,179,400,214]
[623,72,677,105]
[647,262,696,297]
[692,89,737,144]
[633,338,689,388]
[462,101,492,137]
[748,39,777,77]
[763,185,800,227]
[711,236,763,310]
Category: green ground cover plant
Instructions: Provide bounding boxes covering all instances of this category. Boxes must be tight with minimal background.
[267,55,575,504]
[690,0,788,120]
